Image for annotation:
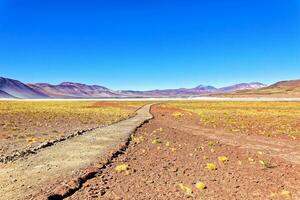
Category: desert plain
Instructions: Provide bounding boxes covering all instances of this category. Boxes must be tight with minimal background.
[0,100,299,200]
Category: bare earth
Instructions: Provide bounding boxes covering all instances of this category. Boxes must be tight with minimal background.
[179,126,300,165]
[0,104,153,200]
[1,103,299,200]
[65,105,300,200]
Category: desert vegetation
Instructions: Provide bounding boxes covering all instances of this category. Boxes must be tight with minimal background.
[66,104,299,200]
[166,101,300,139]
[0,101,147,155]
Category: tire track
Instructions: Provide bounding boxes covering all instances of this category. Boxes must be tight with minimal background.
[181,125,300,165]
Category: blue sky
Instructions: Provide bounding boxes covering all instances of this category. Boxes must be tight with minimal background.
[0,0,299,90]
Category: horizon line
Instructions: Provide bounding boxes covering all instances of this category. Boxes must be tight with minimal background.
[0,75,271,91]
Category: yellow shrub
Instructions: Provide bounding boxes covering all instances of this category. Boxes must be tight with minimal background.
[218,156,229,163]
[152,138,162,144]
[270,192,277,197]
[259,160,272,168]
[170,147,177,152]
[195,181,206,190]
[281,190,291,197]
[207,163,217,171]
[172,111,184,118]
[26,137,38,144]
[208,141,215,146]
[131,135,144,144]
[178,183,193,197]
[115,164,129,173]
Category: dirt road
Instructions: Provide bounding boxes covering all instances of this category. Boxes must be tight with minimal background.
[0,104,153,200]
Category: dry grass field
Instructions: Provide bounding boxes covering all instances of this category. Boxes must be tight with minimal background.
[0,101,147,155]
[66,103,300,200]
[165,101,300,139]
[1,101,300,199]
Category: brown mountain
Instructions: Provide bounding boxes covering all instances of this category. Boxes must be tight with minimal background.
[267,80,300,89]
[217,79,300,97]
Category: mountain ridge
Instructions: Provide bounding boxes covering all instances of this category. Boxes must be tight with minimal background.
[0,77,49,99]
[28,82,119,98]
[0,76,269,99]
[215,79,300,98]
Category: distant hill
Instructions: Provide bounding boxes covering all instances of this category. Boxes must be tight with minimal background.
[26,79,268,98]
[216,79,300,97]
[0,77,48,99]
[122,85,218,97]
[0,76,268,99]
[217,82,267,93]
[28,82,123,98]
[122,83,267,97]
[0,89,16,98]
[267,80,300,89]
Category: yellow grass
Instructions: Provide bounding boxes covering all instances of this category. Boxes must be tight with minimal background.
[115,164,129,173]
[0,101,147,151]
[178,183,193,196]
[207,163,217,171]
[165,101,300,137]
[218,156,229,163]
[195,181,206,190]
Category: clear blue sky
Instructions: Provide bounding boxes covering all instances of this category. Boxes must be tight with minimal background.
[0,0,299,90]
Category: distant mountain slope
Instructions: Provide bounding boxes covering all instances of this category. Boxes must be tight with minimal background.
[0,77,48,99]
[217,82,267,93]
[122,85,217,97]
[28,82,123,98]
[216,80,300,97]
[0,90,16,98]
[122,83,266,97]
[266,80,300,89]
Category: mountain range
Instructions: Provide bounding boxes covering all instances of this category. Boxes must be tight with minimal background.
[0,77,48,99]
[0,76,269,99]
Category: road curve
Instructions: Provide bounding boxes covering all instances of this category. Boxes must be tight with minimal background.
[0,103,154,200]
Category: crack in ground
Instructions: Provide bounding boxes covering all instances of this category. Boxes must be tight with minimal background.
[0,128,94,163]
[45,119,152,200]
[0,113,140,164]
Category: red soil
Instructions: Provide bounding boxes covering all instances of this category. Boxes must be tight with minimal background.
[64,105,300,200]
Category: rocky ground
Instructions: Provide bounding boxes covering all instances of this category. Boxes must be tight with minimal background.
[0,104,153,200]
[0,101,146,161]
[65,105,300,200]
